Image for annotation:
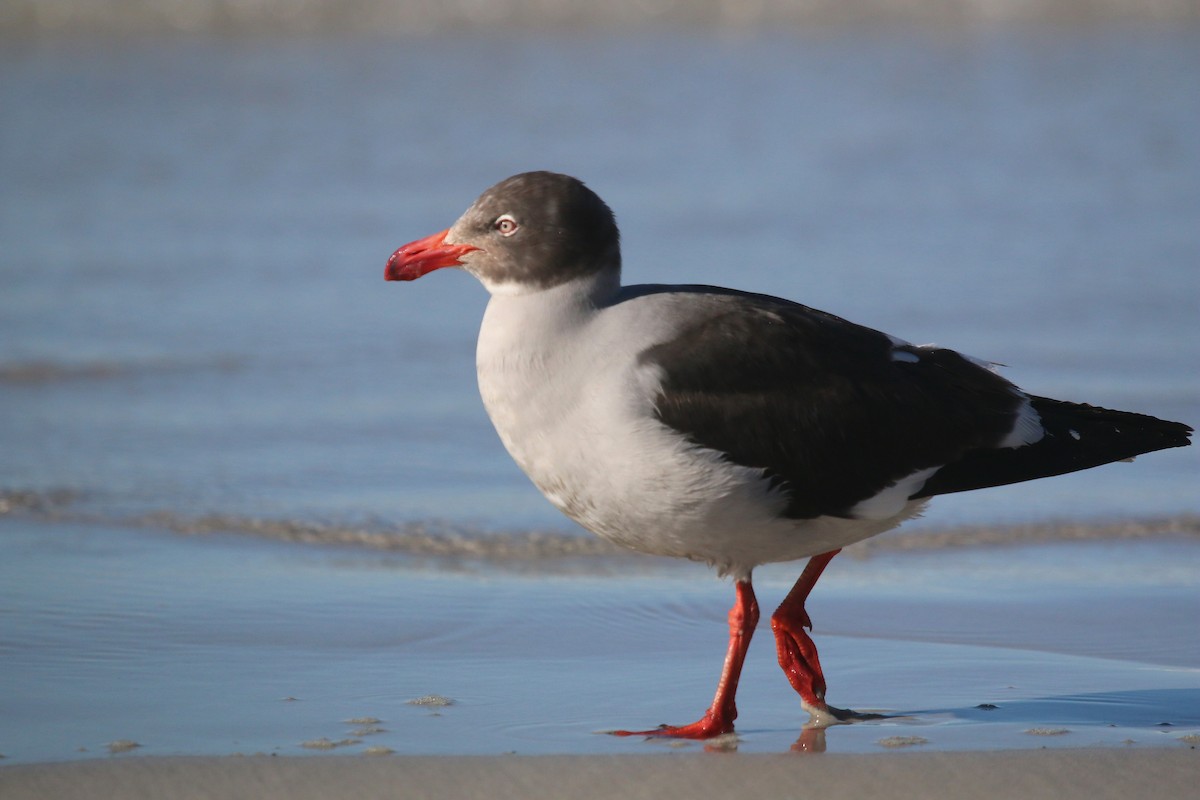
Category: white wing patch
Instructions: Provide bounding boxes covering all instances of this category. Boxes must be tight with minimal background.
[999,393,1045,449]
[850,466,940,521]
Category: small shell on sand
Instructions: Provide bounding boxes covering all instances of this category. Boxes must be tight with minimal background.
[363,746,395,756]
[351,726,387,736]
[300,738,361,750]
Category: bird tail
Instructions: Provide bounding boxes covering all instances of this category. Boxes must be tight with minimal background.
[913,398,1192,499]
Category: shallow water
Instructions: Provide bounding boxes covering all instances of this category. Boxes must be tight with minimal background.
[1,519,1197,763]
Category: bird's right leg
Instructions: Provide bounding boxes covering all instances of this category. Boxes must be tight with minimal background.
[611,578,760,739]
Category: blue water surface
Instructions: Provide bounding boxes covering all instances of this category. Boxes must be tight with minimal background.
[1,28,1197,533]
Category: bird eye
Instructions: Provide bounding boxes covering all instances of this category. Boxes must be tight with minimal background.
[494,214,519,236]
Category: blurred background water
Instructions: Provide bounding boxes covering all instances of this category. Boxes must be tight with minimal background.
[1,2,1197,545]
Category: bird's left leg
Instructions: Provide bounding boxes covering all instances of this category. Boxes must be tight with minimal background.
[771,548,858,723]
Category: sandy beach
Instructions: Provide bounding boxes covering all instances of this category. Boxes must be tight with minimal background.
[3,750,1198,800]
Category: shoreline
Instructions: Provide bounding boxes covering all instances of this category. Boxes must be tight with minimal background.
[2,487,1197,565]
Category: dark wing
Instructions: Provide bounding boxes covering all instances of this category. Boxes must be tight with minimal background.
[637,289,1024,519]
[637,288,1191,520]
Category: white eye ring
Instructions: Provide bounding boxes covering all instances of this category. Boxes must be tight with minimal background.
[494,214,519,236]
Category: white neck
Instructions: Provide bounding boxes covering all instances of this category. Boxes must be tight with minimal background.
[476,262,621,301]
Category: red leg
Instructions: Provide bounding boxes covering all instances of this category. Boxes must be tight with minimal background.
[611,579,760,739]
[772,549,842,717]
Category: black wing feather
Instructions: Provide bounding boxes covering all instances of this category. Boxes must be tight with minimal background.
[913,397,1192,498]
[637,289,1023,519]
